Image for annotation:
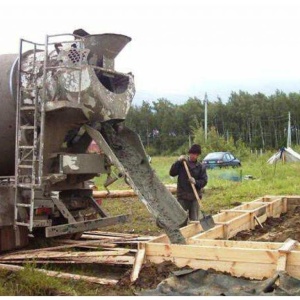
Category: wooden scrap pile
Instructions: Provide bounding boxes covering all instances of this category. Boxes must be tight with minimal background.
[0,231,154,285]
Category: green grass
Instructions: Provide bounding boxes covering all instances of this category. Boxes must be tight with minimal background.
[1,154,300,295]
[101,154,300,233]
[0,264,134,296]
[0,265,76,296]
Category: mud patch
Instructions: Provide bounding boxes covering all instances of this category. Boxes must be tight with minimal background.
[118,261,180,290]
[232,206,300,242]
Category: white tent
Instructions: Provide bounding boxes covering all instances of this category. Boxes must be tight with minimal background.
[267,147,300,164]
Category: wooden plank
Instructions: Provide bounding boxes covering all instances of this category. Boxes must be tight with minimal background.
[213,211,245,223]
[278,239,298,253]
[81,234,123,240]
[0,255,135,265]
[277,254,287,272]
[93,184,177,199]
[0,250,130,260]
[253,196,283,203]
[286,251,300,266]
[102,247,137,253]
[147,234,169,244]
[180,222,203,238]
[0,260,79,264]
[0,263,118,285]
[146,256,276,280]
[286,265,300,279]
[254,215,264,228]
[233,202,268,210]
[130,247,146,282]
[276,237,298,273]
[68,243,118,249]
[85,230,140,238]
[285,196,300,205]
[148,222,202,244]
[14,239,118,254]
[282,197,288,213]
[145,195,300,281]
[191,225,224,240]
[188,239,284,250]
[145,243,279,264]
[254,198,285,218]
[220,207,268,234]
[272,199,285,218]
[225,213,252,239]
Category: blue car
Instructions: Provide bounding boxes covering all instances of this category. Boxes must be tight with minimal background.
[202,152,241,169]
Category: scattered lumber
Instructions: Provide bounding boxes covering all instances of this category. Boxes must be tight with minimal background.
[0,249,135,265]
[14,239,119,255]
[0,263,118,285]
[0,231,151,267]
[145,195,300,281]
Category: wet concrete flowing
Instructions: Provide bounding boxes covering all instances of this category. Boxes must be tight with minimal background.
[86,123,188,244]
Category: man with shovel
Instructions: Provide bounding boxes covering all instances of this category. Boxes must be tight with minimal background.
[170,144,213,229]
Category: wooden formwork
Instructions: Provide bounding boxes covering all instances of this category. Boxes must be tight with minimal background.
[134,196,300,281]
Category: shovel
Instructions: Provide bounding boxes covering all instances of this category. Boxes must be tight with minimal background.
[183,160,215,231]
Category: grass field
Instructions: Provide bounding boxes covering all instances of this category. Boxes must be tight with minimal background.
[100,153,300,235]
[1,154,300,295]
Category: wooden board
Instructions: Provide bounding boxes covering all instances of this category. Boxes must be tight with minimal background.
[144,243,279,264]
[0,263,117,285]
[130,247,146,282]
[146,256,276,280]
[144,195,300,281]
[188,239,284,250]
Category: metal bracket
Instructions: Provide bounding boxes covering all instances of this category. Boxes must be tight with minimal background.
[45,214,129,237]
[51,191,76,223]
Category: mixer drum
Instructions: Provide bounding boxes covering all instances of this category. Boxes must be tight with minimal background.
[0,54,18,176]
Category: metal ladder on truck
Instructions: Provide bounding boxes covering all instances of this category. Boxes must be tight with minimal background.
[14,39,45,232]
[14,34,85,233]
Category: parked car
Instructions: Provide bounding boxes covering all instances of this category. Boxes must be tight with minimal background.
[202,152,241,169]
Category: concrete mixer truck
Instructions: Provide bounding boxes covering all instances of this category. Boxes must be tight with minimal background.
[0,29,188,252]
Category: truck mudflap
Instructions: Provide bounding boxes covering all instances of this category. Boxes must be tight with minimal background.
[0,226,29,252]
[85,123,188,244]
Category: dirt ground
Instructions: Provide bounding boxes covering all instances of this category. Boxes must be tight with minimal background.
[232,206,300,242]
[118,261,181,291]
[2,205,299,295]
[117,205,300,292]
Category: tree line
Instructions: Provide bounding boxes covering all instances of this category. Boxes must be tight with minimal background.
[125,90,300,156]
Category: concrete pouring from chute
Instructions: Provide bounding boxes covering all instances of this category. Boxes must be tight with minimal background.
[267,147,300,164]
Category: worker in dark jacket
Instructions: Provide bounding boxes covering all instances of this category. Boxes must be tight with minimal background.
[169,144,208,221]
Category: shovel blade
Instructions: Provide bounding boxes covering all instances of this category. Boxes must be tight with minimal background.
[199,212,215,231]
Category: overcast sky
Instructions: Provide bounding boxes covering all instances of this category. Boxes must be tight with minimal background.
[1,0,300,104]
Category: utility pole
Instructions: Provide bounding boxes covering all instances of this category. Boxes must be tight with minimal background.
[204,93,208,141]
[287,111,291,148]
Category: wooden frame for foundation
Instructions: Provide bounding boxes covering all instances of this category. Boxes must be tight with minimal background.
[137,196,300,280]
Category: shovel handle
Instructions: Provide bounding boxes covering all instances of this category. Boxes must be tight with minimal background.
[183,160,202,208]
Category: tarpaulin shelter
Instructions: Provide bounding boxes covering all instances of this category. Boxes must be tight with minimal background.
[267,147,300,164]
